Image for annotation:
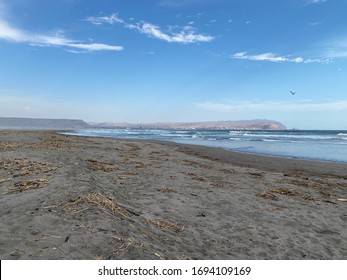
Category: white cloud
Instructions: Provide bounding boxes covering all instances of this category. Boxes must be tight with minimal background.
[0,20,27,41]
[85,12,214,44]
[231,52,304,63]
[85,13,124,25]
[130,22,213,43]
[195,100,347,113]
[0,18,123,52]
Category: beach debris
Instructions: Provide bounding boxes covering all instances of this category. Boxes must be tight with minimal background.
[258,206,282,211]
[87,159,117,172]
[249,171,265,178]
[120,170,138,176]
[209,179,228,188]
[184,160,212,169]
[223,169,237,174]
[9,250,22,258]
[270,188,301,196]
[125,160,150,168]
[187,172,206,181]
[337,198,347,202]
[34,236,49,242]
[63,192,133,218]
[257,192,278,201]
[0,158,56,176]
[112,236,143,256]
[323,200,337,204]
[147,219,185,233]
[150,150,170,156]
[0,142,22,151]
[154,252,167,260]
[269,187,315,201]
[126,143,141,151]
[8,179,50,193]
[93,255,106,260]
[134,162,148,168]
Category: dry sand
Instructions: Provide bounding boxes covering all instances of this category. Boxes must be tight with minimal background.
[0,130,346,260]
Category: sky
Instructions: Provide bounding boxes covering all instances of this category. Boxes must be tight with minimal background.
[1,0,347,129]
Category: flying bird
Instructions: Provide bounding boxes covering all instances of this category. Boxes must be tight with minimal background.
[290,91,296,95]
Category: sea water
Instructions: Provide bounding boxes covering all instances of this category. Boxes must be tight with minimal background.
[65,129,347,163]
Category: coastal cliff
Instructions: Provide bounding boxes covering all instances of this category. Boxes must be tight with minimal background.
[0,117,90,130]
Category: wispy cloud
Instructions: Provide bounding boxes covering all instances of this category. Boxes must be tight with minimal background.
[85,13,124,25]
[0,18,123,52]
[230,51,333,64]
[230,31,347,64]
[196,100,347,113]
[85,12,214,44]
[231,52,304,63]
[128,22,213,43]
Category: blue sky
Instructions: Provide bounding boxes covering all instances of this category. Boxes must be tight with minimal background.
[1,0,347,129]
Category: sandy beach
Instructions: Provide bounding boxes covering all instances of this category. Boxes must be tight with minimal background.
[0,130,346,260]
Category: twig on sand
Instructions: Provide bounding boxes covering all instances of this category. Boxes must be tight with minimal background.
[147,219,185,233]
[112,235,143,255]
[154,252,167,260]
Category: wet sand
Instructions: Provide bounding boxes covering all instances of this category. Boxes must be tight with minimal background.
[0,130,346,259]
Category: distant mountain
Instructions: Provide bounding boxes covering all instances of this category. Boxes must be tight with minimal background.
[90,120,287,130]
[0,117,286,130]
[0,117,91,130]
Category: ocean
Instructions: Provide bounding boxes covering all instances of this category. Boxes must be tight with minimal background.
[65,129,347,163]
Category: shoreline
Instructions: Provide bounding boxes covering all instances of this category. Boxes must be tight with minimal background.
[61,129,347,166]
[62,133,347,177]
[141,139,347,177]
[1,130,346,259]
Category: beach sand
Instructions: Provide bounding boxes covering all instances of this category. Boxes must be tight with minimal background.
[0,130,346,260]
